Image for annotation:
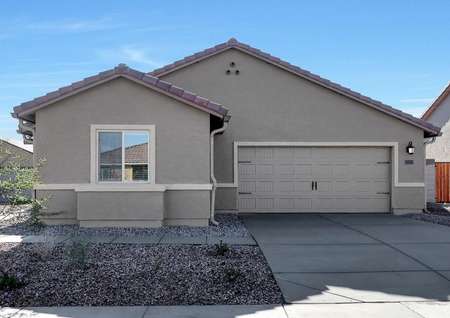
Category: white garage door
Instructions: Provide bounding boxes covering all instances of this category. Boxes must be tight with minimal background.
[238,147,391,213]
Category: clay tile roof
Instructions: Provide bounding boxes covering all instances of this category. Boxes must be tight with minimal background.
[100,143,148,164]
[421,82,450,121]
[12,64,229,121]
[150,38,440,137]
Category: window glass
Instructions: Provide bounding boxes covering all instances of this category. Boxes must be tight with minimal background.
[124,132,149,181]
[99,132,122,181]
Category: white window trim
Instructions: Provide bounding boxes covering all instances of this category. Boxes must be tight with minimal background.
[90,124,156,184]
[217,141,424,188]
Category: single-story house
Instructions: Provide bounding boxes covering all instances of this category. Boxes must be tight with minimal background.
[422,83,450,203]
[12,38,440,227]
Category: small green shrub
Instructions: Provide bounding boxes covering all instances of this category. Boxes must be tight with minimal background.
[66,240,89,269]
[28,198,46,227]
[0,272,23,290]
[223,267,241,283]
[213,240,230,257]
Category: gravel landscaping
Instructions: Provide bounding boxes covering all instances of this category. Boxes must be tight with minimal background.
[405,203,450,227]
[0,206,251,239]
[0,242,282,306]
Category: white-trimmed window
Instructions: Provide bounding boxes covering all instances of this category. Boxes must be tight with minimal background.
[91,125,155,184]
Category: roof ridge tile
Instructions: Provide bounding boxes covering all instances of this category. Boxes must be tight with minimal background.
[12,64,229,121]
[148,38,439,135]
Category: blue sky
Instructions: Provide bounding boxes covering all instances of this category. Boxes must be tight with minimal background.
[1,0,449,147]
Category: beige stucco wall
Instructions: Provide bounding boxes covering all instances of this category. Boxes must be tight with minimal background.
[77,191,164,227]
[164,190,210,226]
[425,95,450,162]
[33,77,212,226]
[162,48,427,212]
[36,190,78,224]
[34,77,211,184]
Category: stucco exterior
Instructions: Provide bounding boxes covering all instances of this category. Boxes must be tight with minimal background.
[12,40,439,224]
[162,48,427,213]
[33,77,212,226]
[425,93,450,162]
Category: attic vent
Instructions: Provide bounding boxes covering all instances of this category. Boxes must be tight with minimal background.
[226,62,240,75]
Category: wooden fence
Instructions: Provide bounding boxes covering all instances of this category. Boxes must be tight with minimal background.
[436,162,450,202]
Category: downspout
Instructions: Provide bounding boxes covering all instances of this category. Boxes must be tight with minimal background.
[210,118,229,225]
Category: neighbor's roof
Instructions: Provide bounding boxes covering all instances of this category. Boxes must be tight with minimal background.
[0,138,33,153]
[101,143,148,164]
[421,82,450,121]
[12,64,229,120]
[151,38,440,137]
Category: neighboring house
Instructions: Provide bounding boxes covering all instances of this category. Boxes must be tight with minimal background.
[422,83,450,203]
[0,139,34,203]
[12,38,440,227]
[0,139,33,168]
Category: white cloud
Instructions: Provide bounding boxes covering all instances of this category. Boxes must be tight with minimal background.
[25,18,122,33]
[400,98,434,104]
[97,46,164,67]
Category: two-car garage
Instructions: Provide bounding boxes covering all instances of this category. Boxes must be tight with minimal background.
[238,145,391,213]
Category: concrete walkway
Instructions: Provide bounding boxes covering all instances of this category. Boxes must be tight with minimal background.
[242,214,450,304]
[0,232,256,245]
[2,302,450,317]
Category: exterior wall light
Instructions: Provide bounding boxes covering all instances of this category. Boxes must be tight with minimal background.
[406,141,415,154]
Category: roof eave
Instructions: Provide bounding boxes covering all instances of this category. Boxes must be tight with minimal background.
[11,65,229,121]
[151,38,438,136]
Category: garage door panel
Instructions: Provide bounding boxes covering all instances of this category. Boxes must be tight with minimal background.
[374,180,390,192]
[256,181,274,193]
[239,181,255,193]
[312,165,333,178]
[256,198,275,210]
[316,181,332,193]
[238,147,255,162]
[239,164,256,178]
[256,164,274,177]
[255,148,274,161]
[278,165,313,178]
[333,165,351,177]
[335,180,353,192]
[294,148,313,160]
[238,146,391,213]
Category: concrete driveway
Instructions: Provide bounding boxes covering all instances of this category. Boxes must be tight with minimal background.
[242,213,450,304]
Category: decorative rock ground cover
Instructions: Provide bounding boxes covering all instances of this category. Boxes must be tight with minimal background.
[0,207,251,239]
[405,203,450,227]
[0,242,282,306]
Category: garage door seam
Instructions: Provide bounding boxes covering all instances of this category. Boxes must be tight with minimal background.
[318,214,450,283]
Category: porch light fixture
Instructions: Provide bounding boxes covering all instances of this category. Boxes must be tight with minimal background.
[406,141,415,154]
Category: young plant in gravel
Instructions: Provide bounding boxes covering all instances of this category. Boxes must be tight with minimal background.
[31,236,56,261]
[223,267,241,283]
[66,240,89,269]
[0,270,24,290]
[212,240,230,257]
